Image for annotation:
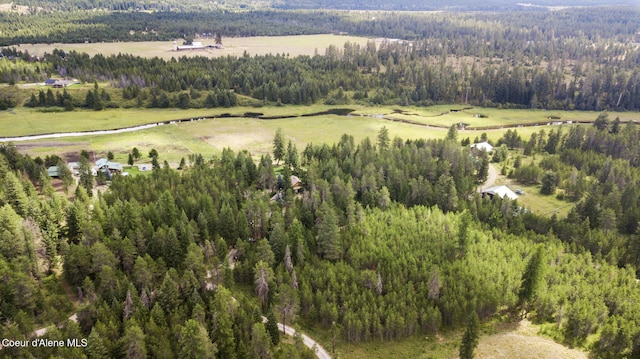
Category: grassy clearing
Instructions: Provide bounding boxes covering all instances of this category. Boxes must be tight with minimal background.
[376,105,640,128]
[476,320,588,359]
[1,104,356,137]
[15,123,215,165]
[179,115,447,156]
[4,104,623,138]
[300,318,587,359]
[10,109,576,171]
[11,34,373,60]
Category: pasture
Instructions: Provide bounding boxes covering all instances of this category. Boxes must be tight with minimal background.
[4,104,632,138]
[7,105,580,164]
[11,34,373,59]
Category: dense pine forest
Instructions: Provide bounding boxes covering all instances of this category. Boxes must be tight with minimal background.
[2,2,640,358]
[3,122,640,357]
[7,0,640,11]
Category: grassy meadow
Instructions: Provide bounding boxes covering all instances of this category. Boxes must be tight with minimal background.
[3,103,625,138]
[11,34,373,60]
[7,104,636,218]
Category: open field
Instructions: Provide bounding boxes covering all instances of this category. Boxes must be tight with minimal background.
[476,320,588,359]
[10,34,373,59]
[6,106,575,168]
[11,114,448,164]
[372,105,640,129]
[4,104,635,138]
[0,104,345,137]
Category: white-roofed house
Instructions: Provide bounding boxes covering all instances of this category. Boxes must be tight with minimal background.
[481,185,519,200]
[470,142,494,152]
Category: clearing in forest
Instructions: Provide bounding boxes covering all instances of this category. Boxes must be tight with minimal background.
[475,320,587,359]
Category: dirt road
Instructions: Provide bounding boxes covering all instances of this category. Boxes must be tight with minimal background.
[478,163,498,192]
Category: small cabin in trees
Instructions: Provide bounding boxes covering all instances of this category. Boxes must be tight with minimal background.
[95,158,123,176]
[45,79,74,88]
[291,175,303,193]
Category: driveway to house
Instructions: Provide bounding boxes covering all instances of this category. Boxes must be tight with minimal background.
[239,248,331,359]
[478,163,498,192]
[277,322,332,359]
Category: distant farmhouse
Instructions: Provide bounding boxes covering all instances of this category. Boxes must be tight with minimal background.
[176,41,205,51]
[45,78,74,88]
[175,41,224,51]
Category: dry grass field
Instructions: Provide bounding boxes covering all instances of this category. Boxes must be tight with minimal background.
[13,34,373,59]
[475,320,588,359]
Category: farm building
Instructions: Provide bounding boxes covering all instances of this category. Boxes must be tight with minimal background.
[67,162,80,175]
[481,185,518,200]
[176,41,205,51]
[291,175,303,193]
[95,158,123,174]
[45,79,74,88]
[47,166,60,177]
[471,142,494,152]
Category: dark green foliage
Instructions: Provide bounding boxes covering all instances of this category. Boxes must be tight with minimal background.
[446,124,458,142]
[178,319,217,359]
[6,116,640,358]
[265,308,280,345]
[518,247,545,311]
[316,203,341,261]
[540,171,557,195]
[377,126,390,151]
[459,311,479,359]
[273,128,285,165]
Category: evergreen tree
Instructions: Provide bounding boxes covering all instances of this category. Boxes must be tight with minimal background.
[265,308,280,345]
[79,156,93,196]
[518,247,545,313]
[316,203,341,261]
[178,319,217,359]
[86,328,110,359]
[250,322,272,359]
[459,311,479,359]
[540,171,556,195]
[273,128,285,165]
[121,324,147,359]
[377,126,390,151]
[446,124,458,141]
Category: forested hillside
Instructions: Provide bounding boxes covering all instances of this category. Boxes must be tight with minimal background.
[2,124,640,357]
[8,0,639,11]
[2,2,640,357]
[2,8,639,112]
[2,7,639,45]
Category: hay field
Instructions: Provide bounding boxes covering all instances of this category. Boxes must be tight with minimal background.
[12,34,373,59]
